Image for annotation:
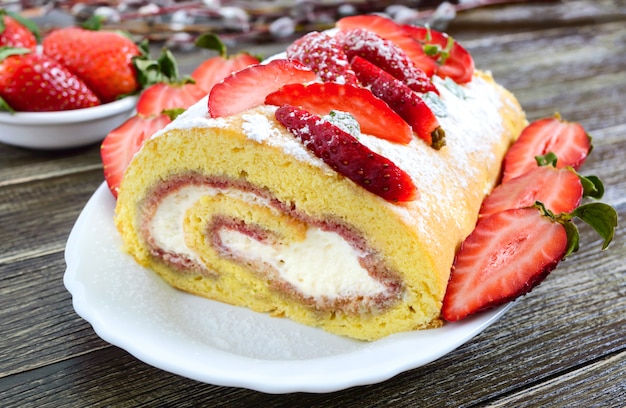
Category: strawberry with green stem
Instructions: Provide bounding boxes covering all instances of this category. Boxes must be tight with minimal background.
[351,55,445,149]
[502,114,592,182]
[479,158,605,217]
[442,201,617,322]
[401,25,475,84]
[275,104,418,202]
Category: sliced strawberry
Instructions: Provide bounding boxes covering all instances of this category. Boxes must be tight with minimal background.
[136,82,206,116]
[351,56,445,148]
[101,113,172,198]
[480,165,583,217]
[502,115,592,182]
[443,197,618,322]
[275,104,418,202]
[191,53,259,93]
[335,28,437,94]
[286,31,358,85]
[190,33,260,94]
[265,82,412,144]
[401,25,475,84]
[208,59,318,118]
[336,14,436,77]
[442,207,568,321]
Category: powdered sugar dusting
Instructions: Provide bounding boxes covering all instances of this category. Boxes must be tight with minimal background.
[355,74,506,241]
[241,106,328,169]
[151,95,230,139]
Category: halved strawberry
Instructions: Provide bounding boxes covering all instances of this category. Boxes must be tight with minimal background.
[136,82,206,116]
[335,28,437,94]
[351,55,445,148]
[502,115,592,182]
[208,59,318,118]
[480,165,583,217]
[336,14,436,77]
[265,82,412,144]
[275,104,418,202]
[101,113,172,198]
[286,31,358,85]
[443,200,617,321]
[401,25,475,84]
[442,206,568,321]
[191,33,260,93]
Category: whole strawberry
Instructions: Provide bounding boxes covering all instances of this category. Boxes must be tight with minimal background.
[0,50,101,112]
[0,11,38,50]
[43,27,141,103]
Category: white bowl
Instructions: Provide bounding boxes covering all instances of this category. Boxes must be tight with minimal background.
[0,95,138,150]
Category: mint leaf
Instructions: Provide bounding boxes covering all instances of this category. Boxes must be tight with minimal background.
[442,77,466,99]
[422,92,447,117]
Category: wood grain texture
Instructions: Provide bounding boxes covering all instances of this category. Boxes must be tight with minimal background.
[1,1,624,407]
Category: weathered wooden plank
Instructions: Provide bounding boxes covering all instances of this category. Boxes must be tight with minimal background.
[484,351,626,408]
[0,252,110,377]
[0,144,101,186]
[0,169,102,262]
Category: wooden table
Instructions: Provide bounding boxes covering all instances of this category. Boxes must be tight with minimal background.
[1,1,625,406]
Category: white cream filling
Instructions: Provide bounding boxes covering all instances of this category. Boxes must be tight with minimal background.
[149,185,273,265]
[219,227,386,299]
[149,186,384,300]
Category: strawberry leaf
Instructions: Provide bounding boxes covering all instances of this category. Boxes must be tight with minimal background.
[571,202,618,250]
[561,219,581,258]
[81,15,104,31]
[0,95,15,113]
[195,33,227,57]
[0,46,31,61]
[580,174,604,199]
[133,47,195,88]
[536,152,558,167]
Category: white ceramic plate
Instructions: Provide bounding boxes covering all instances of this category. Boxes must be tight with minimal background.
[64,183,513,393]
[0,96,137,150]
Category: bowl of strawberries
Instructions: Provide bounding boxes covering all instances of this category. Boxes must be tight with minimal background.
[0,11,140,149]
